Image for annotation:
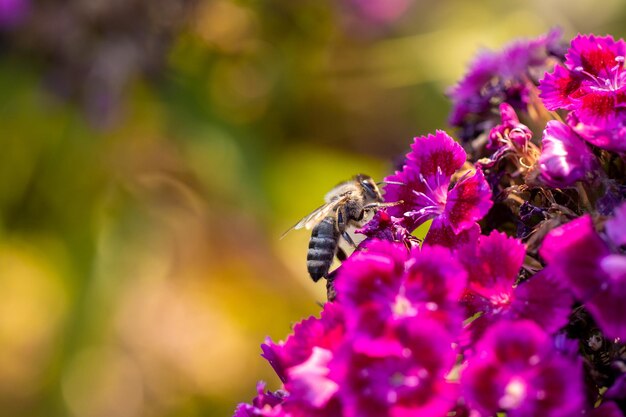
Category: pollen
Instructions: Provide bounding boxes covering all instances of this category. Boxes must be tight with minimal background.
[499,378,527,410]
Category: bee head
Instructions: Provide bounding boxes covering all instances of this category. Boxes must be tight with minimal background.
[355,174,382,202]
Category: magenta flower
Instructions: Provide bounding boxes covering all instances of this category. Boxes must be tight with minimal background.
[588,402,624,417]
[539,34,626,152]
[236,30,626,417]
[476,103,540,177]
[419,222,481,250]
[509,269,573,334]
[384,130,492,247]
[248,239,470,417]
[234,382,288,417]
[284,347,341,413]
[356,210,420,250]
[449,29,562,141]
[334,240,407,315]
[605,201,626,248]
[478,103,542,174]
[540,209,626,341]
[262,302,345,383]
[397,244,467,335]
[461,320,584,417]
[459,232,573,346]
[605,373,626,410]
[0,0,29,28]
[259,303,347,416]
[538,120,599,188]
[334,240,466,338]
[488,103,533,151]
[331,318,458,417]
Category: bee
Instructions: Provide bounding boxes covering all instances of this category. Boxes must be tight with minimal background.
[282,174,399,282]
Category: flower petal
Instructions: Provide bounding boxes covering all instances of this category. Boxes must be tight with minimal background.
[605,201,626,248]
[569,110,626,153]
[445,168,493,234]
[384,131,466,231]
[540,215,611,300]
[423,220,480,249]
[335,240,407,307]
[511,269,574,334]
[586,255,626,340]
[487,103,533,150]
[461,320,584,417]
[262,303,345,382]
[459,231,525,289]
[539,65,581,110]
[565,34,626,77]
[538,120,598,188]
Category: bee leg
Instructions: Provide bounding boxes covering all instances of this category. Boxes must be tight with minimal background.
[363,201,404,211]
[336,246,348,261]
[341,231,357,249]
[326,269,338,301]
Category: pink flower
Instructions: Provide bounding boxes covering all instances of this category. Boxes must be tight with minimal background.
[332,318,458,417]
[538,120,599,188]
[384,131,492,248]
[539,34,626,152]
[461,320,584,417]
[334,240,466,338]
[540,206,626,341]
[459,232,572,346]
[234,382,289,417]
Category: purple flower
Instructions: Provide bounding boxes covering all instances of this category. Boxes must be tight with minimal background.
[540,210,626,341]
[461,320,584,417]
[384,130,492,247]
[331,318,458,417]
[539,34,626,152]
[234,382,288,417]
[449,29,562,141]
[538,120,599,188]
[459,232,573,345]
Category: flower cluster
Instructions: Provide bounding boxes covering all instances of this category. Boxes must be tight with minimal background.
[540,35,626,153]
[448,28,564,145]
[236,30,626,417]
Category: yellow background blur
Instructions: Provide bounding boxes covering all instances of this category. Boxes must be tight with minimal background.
[1,0,625,416]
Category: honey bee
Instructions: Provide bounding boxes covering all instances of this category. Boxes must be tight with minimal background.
[282,174,399,282]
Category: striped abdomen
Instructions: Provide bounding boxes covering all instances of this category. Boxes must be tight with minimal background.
[307,216,339,282]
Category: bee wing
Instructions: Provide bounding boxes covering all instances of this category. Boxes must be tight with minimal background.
[280,195,349,239]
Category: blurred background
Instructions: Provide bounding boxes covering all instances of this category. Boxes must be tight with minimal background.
[1,0,625,416]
